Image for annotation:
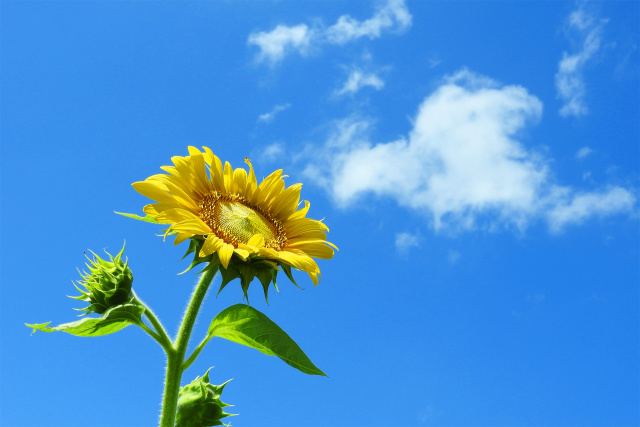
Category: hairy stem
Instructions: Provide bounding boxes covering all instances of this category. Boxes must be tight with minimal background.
[159,267,217,427]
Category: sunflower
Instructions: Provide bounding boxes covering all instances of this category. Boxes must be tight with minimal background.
[132,146,335,289]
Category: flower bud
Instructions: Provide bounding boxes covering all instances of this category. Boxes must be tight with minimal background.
[176,368,235,427]
[70,243,134,315]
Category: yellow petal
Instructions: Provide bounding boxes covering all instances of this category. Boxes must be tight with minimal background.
[200,235,224,257]
[257,247,279,258]
[158,179,200,212]
[203,147,225,191]
[155,208,201,224]
[143,204,160,216]
[256,169,283,203]
[244,157,258,200]
[174,232,195,245]
[233,167,247,195]
[263,177,285,207]
[308,271,319,286]
[287,231,328,243]
[171,156,196,187]
[271,183,302,220]
[287,200,310,220]
[234,248,251,260]
[187,147,211,194]
[223,161,233,193]
[160,165,180,177]
[247,234,266,248]
[277,250,319,274]
[284,218,329,238]
[218,243,235,269]
[132,181,178,206]
[237,243,259,254]
[169,218,211,235]
[286,240,335,259]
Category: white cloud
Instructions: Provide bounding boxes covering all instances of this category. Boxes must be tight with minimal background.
[248,24,313,65]
[304,69,636,233]
[336,70,385,96]
[248,0,411,65]
[448,250,461,265]
[258,103,291,123]
[576,146,594,160]
[325,0,412,44]
[547,186,635,233]
[555,4,607,117]
[395,231,420,253]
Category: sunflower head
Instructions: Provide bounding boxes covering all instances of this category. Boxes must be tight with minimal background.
[70,243,134,315]
[176,369,235,427]
[132,146,336,301]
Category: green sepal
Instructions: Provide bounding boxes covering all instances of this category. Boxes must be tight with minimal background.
[217,263,241,297]
[179,238,215,275]
[281,264,303,289]
[256,267,277,304]
[26,303,145,337]
[218,260,283,304]
[176,368,235,427]
[180,236,306,303]
[207,304,326,376]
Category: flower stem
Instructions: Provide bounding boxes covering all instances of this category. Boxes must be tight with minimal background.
[159,267,217,427]
[132,292,173,351]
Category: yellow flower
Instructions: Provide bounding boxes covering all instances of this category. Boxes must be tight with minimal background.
[132,146,335,286]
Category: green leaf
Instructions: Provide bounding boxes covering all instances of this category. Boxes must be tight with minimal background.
[114,211,162,224]
[207,304,326,376]
[26,303,145,337]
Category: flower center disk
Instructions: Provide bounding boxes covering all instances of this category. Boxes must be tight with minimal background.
[199,192,285,250]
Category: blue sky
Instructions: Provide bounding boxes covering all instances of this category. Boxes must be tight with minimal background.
[1,1,639,426]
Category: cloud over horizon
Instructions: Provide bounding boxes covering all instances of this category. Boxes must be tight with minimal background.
[248,0,411,65]
[304,69,635,233]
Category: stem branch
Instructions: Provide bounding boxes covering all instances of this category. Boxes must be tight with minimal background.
[181,335,212,372]
[132,292,173,351]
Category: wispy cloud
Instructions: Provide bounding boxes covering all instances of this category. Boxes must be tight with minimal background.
[304,69,635,233]
[325,0,412,45]
[335,70,385,96]
[258,103,291,123]
[576,146,594,160]
[248,25,313,65]
[547,187,635,232]
[555,3,607,117]
[248,0,411,65]
[395,231,420,254]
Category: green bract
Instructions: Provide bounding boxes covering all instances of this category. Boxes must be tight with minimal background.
[181,237,301,303]
[176,369,234,427]
[70,243,134,315]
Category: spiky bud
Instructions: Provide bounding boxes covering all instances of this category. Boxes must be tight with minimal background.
[176,368,235,427]
[70,243,134,315]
